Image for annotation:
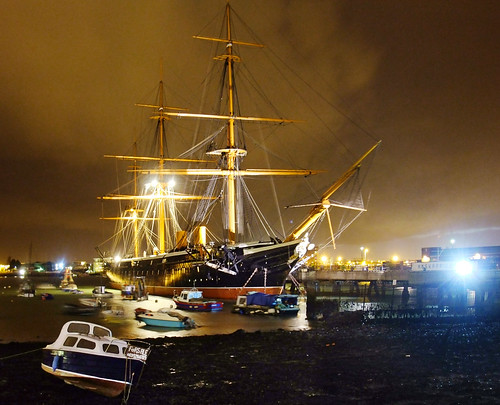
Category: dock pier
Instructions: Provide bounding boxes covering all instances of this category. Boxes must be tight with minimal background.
[298,267,500,320]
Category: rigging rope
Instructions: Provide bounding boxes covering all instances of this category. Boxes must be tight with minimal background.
[240,179,280,239]
[178,125,225,158]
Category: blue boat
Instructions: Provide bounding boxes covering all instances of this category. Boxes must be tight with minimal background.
[41,321,150,397]
[136,308,195,329]
[233,292,300,316]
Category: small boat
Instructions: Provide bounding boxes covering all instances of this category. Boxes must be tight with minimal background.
[232,292,300,316]
[121,277,148,301]
[18,280,35,297]
[69,289,84,294]
[37,282,57,289]
[79,297,107,308]
[60,268,78,291]
[173,287,223,312]
[41,321,150,397]
[41,292,54,300]
[92,285,114,298]
[102,305,126,322]
[136,308,195,328]
[62,304,98,315]
[63,298,101,315]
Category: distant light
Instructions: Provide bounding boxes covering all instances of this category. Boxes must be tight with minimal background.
[422,255,430,263]
[473,253,481,260]
[450,239,456,245]
[392,255,399,262]
[321,255,328,264]
[337,256,343,262]
[167,179,175,189]
[455,260,473,276]
[114,255,121,263]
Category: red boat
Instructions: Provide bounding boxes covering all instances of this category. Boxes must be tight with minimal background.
[173,288,223,312]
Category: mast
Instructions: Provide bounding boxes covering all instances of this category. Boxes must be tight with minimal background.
[99,80,213,258]
[188,4,296,244]
[129,4,309,245]
[131,142,140,257]
[157,81,166,253]
[284,141,381,242]
[225,4,238,243]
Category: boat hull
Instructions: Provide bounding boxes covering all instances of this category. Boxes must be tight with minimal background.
[41,349,144,397]
[137,313,187,328]
[173,299,223,312]
[106,240,301,300]
[62,304,99,315]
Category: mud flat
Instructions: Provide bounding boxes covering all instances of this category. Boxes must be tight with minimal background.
[1,317,499,404]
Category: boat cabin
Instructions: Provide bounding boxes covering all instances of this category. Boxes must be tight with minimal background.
[179,289,203,302]
[47,321,128,357]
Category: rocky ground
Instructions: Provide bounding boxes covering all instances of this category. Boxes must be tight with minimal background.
[1,317,499,404]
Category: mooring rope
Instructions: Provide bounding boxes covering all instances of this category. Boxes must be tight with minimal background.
[0,347,43,361]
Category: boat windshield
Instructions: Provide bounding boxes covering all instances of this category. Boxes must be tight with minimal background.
[67,322,90,334]
[93,325,112,337]
[66,322,112,338]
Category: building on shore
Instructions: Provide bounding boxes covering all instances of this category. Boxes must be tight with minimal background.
[421,246,500,268]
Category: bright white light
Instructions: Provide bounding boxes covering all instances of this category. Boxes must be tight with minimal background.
[19,268,26,276]
[321,255,328,264]
[392,255,399,262]
[114,255,121,263]
[146,180,158,191]
[167,179,175,189]
[455,260,473,276]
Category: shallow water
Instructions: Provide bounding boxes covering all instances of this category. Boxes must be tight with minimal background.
[0,275,310,343]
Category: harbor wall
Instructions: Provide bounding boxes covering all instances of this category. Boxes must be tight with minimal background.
[300,269,500,321]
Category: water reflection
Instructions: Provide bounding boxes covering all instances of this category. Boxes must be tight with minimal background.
[0,276,310,343]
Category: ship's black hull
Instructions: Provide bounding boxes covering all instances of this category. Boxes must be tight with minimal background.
[106,240,301,299]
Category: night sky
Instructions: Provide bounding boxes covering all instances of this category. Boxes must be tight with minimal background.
[1,0,498,264]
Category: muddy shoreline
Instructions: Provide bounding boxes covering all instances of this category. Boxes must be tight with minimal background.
[1,317,499,404]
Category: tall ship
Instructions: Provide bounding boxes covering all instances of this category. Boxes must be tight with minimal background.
[98,4,380,299]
